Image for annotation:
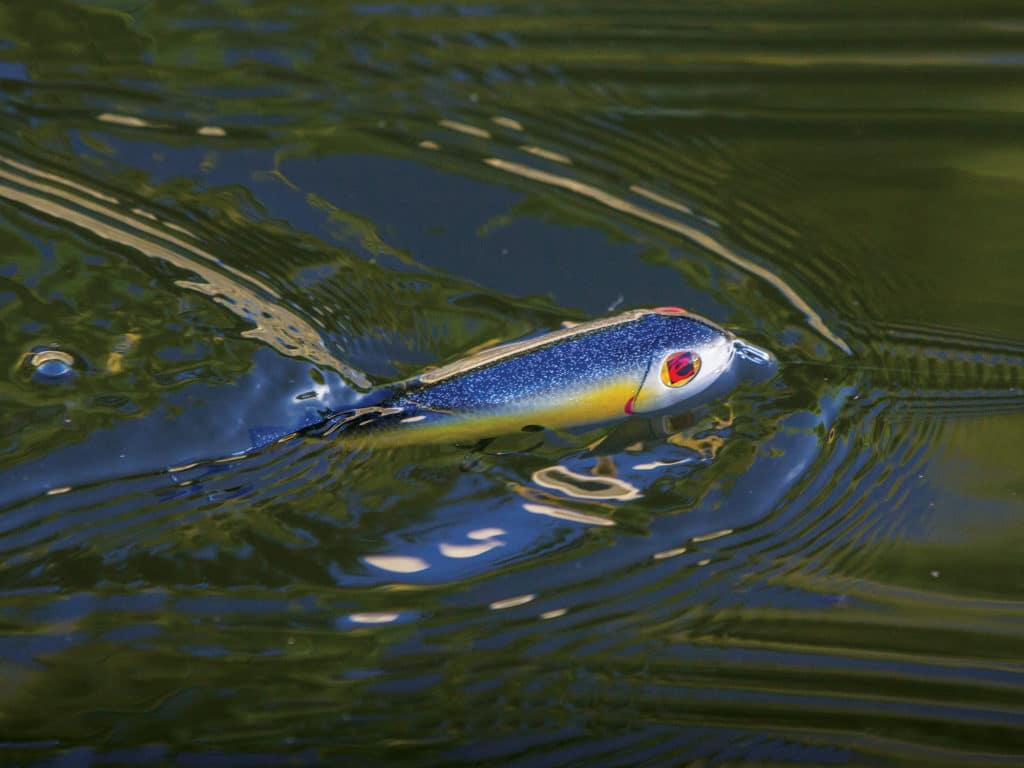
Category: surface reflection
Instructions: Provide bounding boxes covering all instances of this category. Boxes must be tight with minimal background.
[0,0,1023,765]
[482,154,851,355]
[0,153,372,388]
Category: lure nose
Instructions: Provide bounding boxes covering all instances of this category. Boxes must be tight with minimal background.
[732,338,777,381]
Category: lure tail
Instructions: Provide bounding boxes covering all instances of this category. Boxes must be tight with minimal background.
[246,386,405,451]
[303,404,410,440]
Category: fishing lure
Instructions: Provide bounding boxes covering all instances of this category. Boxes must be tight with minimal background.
[313,307,775,446]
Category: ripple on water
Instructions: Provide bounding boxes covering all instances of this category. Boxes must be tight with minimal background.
[1,5,1024,760]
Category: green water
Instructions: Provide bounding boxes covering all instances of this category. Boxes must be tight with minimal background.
[1,1,1023,765]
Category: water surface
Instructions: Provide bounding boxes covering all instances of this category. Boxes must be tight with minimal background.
[1,1,1024,765]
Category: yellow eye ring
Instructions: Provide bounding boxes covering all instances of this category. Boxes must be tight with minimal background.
[660,351,701,387]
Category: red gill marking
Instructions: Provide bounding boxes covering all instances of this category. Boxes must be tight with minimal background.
[624,396,635,415]
[653,306,688,315]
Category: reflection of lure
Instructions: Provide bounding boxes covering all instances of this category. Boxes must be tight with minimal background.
[309,307,776,447]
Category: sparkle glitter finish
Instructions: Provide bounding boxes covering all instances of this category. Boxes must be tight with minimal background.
[347,309,741,443]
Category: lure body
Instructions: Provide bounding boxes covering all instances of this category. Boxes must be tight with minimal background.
[326,307,774,446]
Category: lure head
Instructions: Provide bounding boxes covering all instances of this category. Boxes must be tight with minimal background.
[625,307,776,415]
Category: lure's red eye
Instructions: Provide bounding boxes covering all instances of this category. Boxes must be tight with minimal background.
[660,351,701,387]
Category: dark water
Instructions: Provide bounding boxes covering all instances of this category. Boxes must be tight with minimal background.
[2,1,1024,765]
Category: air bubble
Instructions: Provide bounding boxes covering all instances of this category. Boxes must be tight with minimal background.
[28,349,76,381]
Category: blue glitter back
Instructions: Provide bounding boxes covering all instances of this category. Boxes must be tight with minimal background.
[392,313,728,413]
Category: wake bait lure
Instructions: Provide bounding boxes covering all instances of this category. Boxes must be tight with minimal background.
[307,307,776,447]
